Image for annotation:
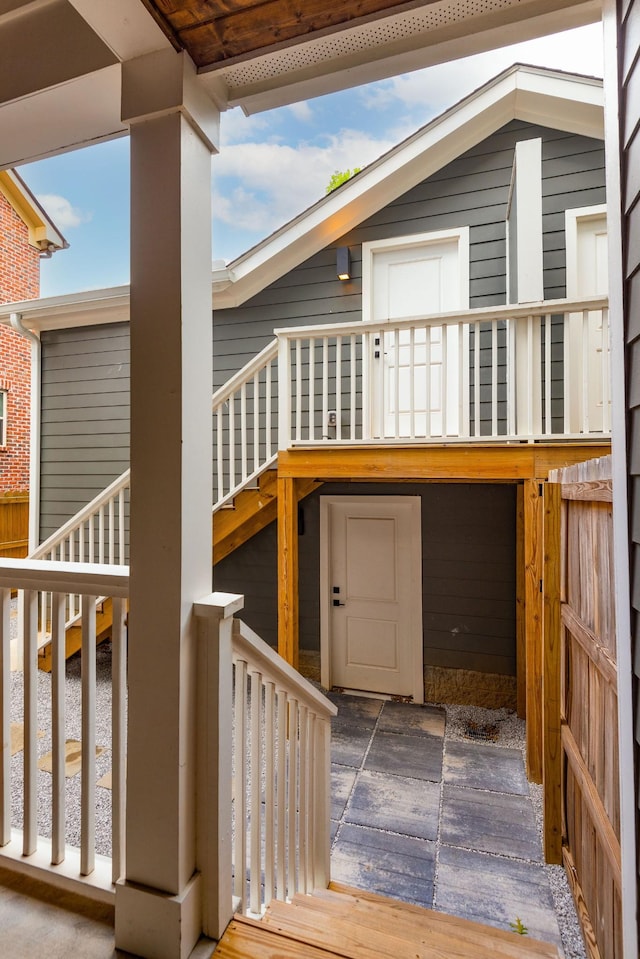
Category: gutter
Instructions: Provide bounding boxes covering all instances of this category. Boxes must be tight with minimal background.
[10,313,40,553]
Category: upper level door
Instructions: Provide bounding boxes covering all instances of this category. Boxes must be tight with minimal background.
[363,229,469,438]
[565,206,609,433]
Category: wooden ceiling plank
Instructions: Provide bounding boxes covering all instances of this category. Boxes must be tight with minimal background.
[151,0,261,30]
[170,0,440,65]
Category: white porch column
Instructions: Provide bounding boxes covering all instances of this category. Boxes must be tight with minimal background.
[115,50,219,959]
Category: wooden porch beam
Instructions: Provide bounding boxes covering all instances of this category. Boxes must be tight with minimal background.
[542,481,562,863]
[524,478,543,784]
[277,443,611,483]
[277,477,298,669]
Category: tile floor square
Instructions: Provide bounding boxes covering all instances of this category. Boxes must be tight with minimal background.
[364,730,443,781]
[331,724,372,768]
[332,823,435,909]
[436,844,561,947]
[331,764,357,820]
[345,769,440,840]
[328,693,382,730]
[378,701,445,738]
[440,784,542,861]
[443,741,528,795]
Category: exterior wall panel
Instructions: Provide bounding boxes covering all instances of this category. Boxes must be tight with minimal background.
[620,0,640,939]
[39,323,130,541]
[214,482,517,676]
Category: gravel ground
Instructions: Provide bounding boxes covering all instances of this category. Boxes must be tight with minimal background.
[444,703,587,959]
[9,641,115,858]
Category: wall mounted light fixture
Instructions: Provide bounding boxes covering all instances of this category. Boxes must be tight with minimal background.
[336,246,351,280]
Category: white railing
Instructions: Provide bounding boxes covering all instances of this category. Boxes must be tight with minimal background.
[213,340,279,510]
[0,559,128,897]
[30,471,130,651]
[275,295,611,446]
[231,618,336,916]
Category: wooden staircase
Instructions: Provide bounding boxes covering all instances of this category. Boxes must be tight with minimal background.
[213,468,322,564]
[37,597,121,672]
[214,884,562,959]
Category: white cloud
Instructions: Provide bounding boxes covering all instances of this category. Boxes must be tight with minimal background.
[287,101,314,122]
[220,108,272,147]
[37,194,91,229]
[361,24,604,117]
[213,127,396,243]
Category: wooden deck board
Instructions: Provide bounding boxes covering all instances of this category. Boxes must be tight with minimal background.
[215,887,562,959]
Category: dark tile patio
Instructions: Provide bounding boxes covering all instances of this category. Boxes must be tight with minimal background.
[328,693,573,955]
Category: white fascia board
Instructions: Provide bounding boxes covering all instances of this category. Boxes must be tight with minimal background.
[65,0,171,61]
[215,77,521,308]
[220,1,602,115]
[0,286,131,332]
[514,68,605,139]
[0,65,127,169]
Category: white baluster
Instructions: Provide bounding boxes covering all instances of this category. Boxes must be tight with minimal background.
[51,592,66,865]
[80,594,96,876]
[23,589,38,856]
[111,597,127,883]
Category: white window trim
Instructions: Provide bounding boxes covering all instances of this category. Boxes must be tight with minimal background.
[0,389,7,448]
[565,203,608,298]
[361,226,470,323]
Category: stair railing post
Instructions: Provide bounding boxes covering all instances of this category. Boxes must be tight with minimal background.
[278,334,291,451]
[312,716,332,890]
[194,591,244,941]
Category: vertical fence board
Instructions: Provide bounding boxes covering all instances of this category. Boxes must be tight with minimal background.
[548,456,619,959]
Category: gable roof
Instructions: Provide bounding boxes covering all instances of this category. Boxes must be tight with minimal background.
[212,63,604,309]
[0,62,603,332]
[0,169,68,255]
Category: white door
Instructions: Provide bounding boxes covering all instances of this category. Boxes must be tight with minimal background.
[565,207,609,432]
[320,496,423,702]
[365,231,469,438]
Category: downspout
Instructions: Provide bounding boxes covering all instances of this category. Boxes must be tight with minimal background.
[10,313,40,554]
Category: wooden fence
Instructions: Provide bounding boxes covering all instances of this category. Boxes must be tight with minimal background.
[0,493,28,558]
[544,456,620,959]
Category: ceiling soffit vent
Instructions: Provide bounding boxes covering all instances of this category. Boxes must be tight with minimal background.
[210,0,587,96]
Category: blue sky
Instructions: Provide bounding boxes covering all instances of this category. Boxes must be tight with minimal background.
[20,22,604,299]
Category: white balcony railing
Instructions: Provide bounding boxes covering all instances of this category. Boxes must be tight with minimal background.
[275,295,611,446]
[230,618,336,916]
[0,559,128,895]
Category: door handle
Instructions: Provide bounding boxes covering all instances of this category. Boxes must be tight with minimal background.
[333,599,345,607]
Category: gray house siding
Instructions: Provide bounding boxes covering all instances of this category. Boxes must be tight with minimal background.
[620,0,640,933]
[213,122,606,395]
[38,122,605,544]
[39,323,130,541]
[214,482,516,676]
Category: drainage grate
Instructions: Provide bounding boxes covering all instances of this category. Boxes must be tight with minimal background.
[463,720,500,742]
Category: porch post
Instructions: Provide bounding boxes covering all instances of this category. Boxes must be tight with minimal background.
[524,478,543,784]
[278,477,299,668]
[114,50,219,959]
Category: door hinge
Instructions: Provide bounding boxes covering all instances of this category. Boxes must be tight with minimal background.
[540,579,543,593]
[538,483,544,497]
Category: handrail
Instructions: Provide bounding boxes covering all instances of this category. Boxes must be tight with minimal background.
[0,558,129,597]
[274,295,609,340]
[32,469,131,560]
[232,618,337,719]
[212,339,278,406]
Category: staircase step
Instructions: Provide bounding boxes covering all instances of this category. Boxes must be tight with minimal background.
[314,885,560,958]
[214,915,339,959]
[213,471,322,564]
[217,889,562,959]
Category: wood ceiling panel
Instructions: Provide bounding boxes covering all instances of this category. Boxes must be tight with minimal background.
[142,0,440,66]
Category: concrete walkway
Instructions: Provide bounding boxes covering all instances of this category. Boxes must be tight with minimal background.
[327,693,571,953]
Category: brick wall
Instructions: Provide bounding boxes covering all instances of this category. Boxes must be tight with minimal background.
[0,190,40,492]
